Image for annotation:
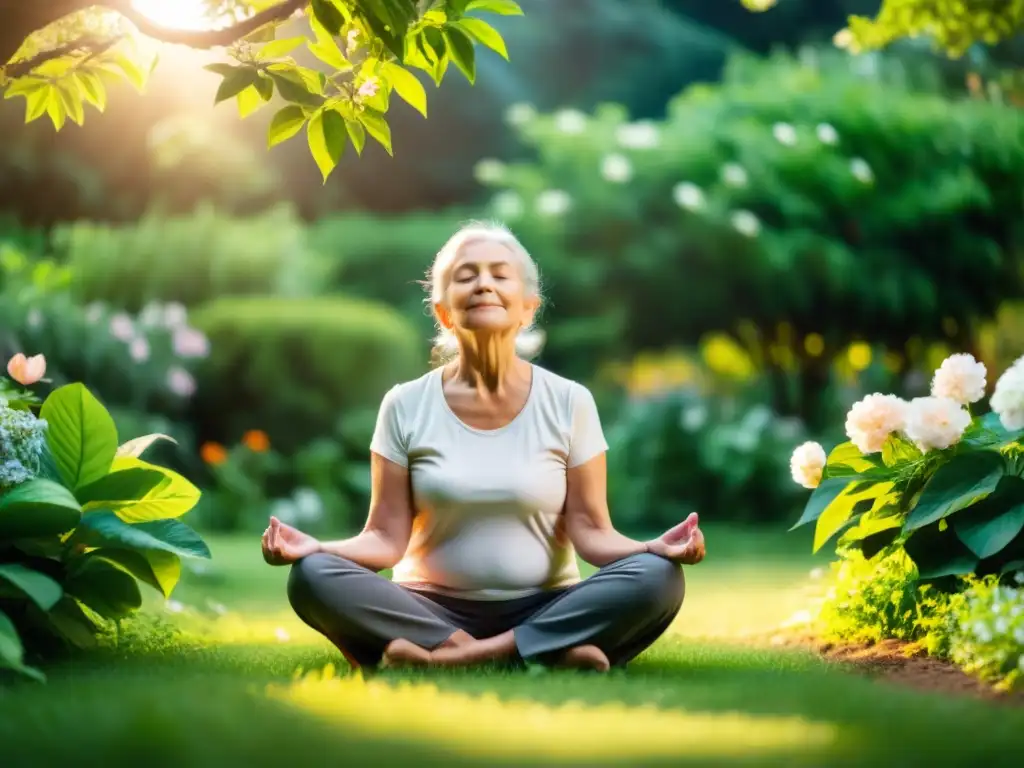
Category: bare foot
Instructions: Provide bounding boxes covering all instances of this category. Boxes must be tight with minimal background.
[381,638,431,668]
[558,644,610,672]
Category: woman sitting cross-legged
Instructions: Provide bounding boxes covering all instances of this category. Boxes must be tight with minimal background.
[261,221,706,672]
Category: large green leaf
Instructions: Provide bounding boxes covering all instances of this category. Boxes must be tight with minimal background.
[456,18,508,59]
[443,25,476,83]
[115,433,177,459]
[102,457,201,523]
[65,557,142,620]
[0,564,62,611]
[383,61,427,118]
[40,383,118,490]
[814,481,894,553]
[953,477,1024,559]
[904,523,979,580]
[268,105,307,148]
[790,477,852,530]
[214,66,260,103]
[75,511,211,559]
[76,467,169,509]
[0,609,44,681]
[881,433,922,467]
[0,478,82,539]
[838,506,903,559]
[466,0,523,14]
[904,452,1006,531]
[307,108,347,181]
[45,597,99,649]
[86,549,182,599]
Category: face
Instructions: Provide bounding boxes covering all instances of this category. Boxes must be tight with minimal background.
[435,239,538,339]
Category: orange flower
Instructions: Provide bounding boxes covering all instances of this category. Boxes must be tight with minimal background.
[7,352,46,386]
[200,441,228,466]
[242,429,270,453]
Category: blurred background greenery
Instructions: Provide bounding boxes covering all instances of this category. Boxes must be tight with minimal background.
[3,0,1024,542]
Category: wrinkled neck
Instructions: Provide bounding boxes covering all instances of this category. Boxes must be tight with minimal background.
[451,330,525,394]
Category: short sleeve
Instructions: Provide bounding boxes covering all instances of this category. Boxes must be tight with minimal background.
[369,385,409,467]
[567,383,609,468]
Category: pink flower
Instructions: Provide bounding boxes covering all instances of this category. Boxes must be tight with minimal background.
[172,327,210,359]
[845,394,908,454]
[109,312,135,342]
[6,353,46,385]
[129,337,150,363]
[357,77,379,99]
[931,353,987,405]
[167,366,196,397]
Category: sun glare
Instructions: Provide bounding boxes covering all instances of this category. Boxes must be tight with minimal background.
[131,0,217,31]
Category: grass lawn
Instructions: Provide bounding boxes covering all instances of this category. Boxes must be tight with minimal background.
[2,523,1023,767]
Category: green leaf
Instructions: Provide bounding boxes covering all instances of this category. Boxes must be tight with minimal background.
[308,26,349,70]
[101,457,201,523]
[237,85,264,118]
[46,89,66,131]
[243,23,278,43]
[359,107,392,155]
[0,609,44,681]
[254,73,274,101]
[953,480,1024,559]
[307,108,347,181]
[0,479,82,539]
[0,564,62,611]
[74,510,211,560]
[24,86,49,122]
[74,72,107,112]
[466,0,523,15]
[904,523,979,580]
[203,63,238,77]
[268,68,325,107]
[383,61,427,117]
[268,105,307,147]
[813,481,894,553]
[76,467,168,508]
[57,82,84,126]
[456,18,508,59]
[4,77,46,98]
[904,451,1006,531]
[108,53,147,92]
[45,597,99,649]
[79,549,181,600]
[790,477,851,530]
[65,556,142,620]
[345,118,366,155]
[443,25,476,83]
[116,433,177,459]
[311,0,345,34]
[40,383,118,490]
[258,36,308,59]
[881,433,922,467]
[215,67,259,103]
[422,26,447,63]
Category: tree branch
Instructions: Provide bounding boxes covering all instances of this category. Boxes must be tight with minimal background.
[105,0,307,49]
[3,35,121,79]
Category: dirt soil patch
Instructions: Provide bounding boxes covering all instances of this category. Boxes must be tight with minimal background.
[744,632,1024,705]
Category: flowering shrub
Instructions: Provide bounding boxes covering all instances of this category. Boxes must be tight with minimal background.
[790,353,1024,582]
[0,354,209,682]
[947,575,1024,691]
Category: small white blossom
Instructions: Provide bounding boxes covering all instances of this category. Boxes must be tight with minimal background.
[990,356,1024,431]
[109,312,135,342]
[139,302,163,327]
[505,102,536,127]
[790,441,826,489]
[904,396,971,452]
[536,189,572,217]
[172,327,210,359]
[850,157,874,184]
[600,153,632,183]
[721,163,749,188]
[931,353,987,405]
[346,28,360,56]
[492,190,524,220]
[672,182,705,211]
[816,123,839,145]
[163,302,187,327]
[773,122,797,146]
[554,109,587,135]
[473,158,506,185]
[166,366,197,398]
[731,210,761,238]
[357,77,380,99]
[616,121,659,150]
[845,393,908,454]
[129,337,150,363]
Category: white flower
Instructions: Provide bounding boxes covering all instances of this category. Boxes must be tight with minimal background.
[672,182,705,211]
[845,393,908,454]
[166,366,196,398]
[346,28,360,55]
[721,163,748,187]
[731,210,760,237]
[904,396,971,452]
[554,109,587,135]
[473,158,506,185]
[275,627,291,642]
[790,441,826,489]
[163,302,187,327]
[990,357,1024,431]
[172,327,210,359]
[505,102,536,127]
[816,123,839,145]
[616,121,659,150]
[773,122,797,146]
[165,599,184,613]
[931,353,987,405]
[139,302,163,327]
[536,189,571,217]
[850,157,874,184]
[600,153,632,183]
[129,337,150,363]
[833,28,855,50]
[85,302,105,324]
[357,77,379,99]
[109,312,135,342]
[492,190,524,220]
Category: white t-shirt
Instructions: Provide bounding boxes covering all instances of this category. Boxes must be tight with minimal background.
[369,364,609,601]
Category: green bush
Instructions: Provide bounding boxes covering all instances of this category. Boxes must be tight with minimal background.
[190,296,427,453]
[50,203,326,311]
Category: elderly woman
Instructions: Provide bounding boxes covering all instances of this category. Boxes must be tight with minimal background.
[261,222,706,672]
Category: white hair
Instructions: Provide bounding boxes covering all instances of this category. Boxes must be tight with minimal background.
[425,220,546,365]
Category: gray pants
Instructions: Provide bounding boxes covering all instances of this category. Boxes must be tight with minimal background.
[287,551,685,669]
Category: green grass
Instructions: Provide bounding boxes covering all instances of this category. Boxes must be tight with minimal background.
[2,524,1023,767]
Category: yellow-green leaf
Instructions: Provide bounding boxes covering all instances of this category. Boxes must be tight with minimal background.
[45,89,66,131]
[345,118,366,155]
[4,77,46,98]
[58,83,84,126]
[359,107,392,155]
[102,456,201,523]
[382,61,427,117]
[307,108,347,181]
[74,72,107,112]
[268,105,307,147]
[443,26,476,84]
[237,85,264,118]
[109,53,147,92]
[456,18,508,60]
[466,0,523,15]
[24,87,49,122]
[258,36,308,59]
[813,481,894,553]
